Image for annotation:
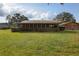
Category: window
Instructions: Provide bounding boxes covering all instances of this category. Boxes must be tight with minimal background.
[38,24,41,28]
[46,24,49,28]
[42,24,45,28]
[54,25,58,28]
[22,24,25,28]
[30,24,33,28]
[34,24,37,29]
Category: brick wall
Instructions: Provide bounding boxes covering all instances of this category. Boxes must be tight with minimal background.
[64,23,79,30]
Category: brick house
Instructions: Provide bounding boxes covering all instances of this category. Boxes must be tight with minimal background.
[60,22,79,30]
[11,20,79,32]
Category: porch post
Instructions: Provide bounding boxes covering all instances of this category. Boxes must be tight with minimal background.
[32,24,34,31]
[37,24,38,31]
[45,24,46,30]
[28,24,30,29]
[41,24,42,31]
[24,24,26,29]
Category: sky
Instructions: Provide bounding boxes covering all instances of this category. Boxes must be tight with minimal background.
[0,3,79,23]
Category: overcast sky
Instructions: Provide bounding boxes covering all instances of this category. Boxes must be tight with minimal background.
[0,3,79,23]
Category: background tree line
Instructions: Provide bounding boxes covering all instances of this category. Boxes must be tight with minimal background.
[6,12,76,28]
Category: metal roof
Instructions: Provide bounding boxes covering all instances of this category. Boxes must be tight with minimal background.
[59,22,79,25]
[20,20,62,24]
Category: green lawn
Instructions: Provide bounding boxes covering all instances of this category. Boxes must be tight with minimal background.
[0,29,79,56]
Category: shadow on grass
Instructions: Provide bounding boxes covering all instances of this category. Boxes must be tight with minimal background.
[14,30,79,34]
[0,28,10,30]
[59,30,78,33]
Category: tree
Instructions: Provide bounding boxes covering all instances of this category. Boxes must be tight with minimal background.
[6,13,29,28]
[6,15,12,26]
[13,13,28,22]
[54,12,76,23]
[20,15,28,22]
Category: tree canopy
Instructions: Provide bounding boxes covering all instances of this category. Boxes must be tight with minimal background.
[6,13,28,28]
[6,13,28,24]
[54,12,76,23]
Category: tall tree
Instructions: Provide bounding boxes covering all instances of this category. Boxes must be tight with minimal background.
[13,13,28,22]
[6,15,12,26]
[6,13,28,28]
[54,12,76,22]
[20,15,28,22]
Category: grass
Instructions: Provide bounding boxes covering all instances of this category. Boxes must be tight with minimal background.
[0,29,79,56]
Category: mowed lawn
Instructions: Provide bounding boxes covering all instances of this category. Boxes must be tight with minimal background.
[0,29,79,56]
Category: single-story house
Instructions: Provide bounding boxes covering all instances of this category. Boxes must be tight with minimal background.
[0,23,9,29]
[59,22,79,30]
[11,20,79,32]
[11,20,65,32]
